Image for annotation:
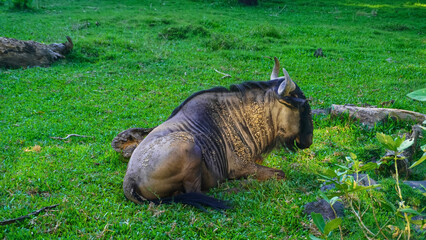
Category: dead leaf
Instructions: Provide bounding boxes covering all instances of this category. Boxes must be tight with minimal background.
[147,202,165,217]
[380,99,395,106]
[24,145,41,152]
[224,187,240,194]
[388,225,402,238]
[301,220,322,237]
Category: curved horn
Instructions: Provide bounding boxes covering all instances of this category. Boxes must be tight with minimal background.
[270,57,280,80]
[282,67,290,82]
[277,68,296,96]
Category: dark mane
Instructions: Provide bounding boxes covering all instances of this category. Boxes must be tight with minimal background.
[167,80,280,119]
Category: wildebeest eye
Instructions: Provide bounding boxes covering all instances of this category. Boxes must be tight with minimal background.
[280,96,307,110]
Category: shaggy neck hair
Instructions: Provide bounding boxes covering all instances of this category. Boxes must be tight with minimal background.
[168,79,281,120]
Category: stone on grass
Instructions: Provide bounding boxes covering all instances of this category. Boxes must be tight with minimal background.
[403,181,426,193]
[304,199,344,220]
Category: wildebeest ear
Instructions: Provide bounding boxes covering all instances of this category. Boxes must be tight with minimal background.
[277,68,296,97]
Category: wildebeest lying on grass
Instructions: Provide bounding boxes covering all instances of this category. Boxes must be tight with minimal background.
[112,57,313,210]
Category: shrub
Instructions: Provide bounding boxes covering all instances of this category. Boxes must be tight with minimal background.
[252,24,281,38]
[158,25,209,40]
[10,0,33,9]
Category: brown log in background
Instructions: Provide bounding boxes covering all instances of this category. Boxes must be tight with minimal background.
[330,104,426,127]
[0,36,73,69]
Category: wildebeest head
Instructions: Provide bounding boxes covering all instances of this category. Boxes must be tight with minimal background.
[270,57,313,150]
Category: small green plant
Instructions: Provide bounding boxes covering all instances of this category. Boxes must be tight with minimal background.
[158,25,209,40]
[315,132,425,240]
[251,24,281,38]
[309,193,343,240]
[412,120,426,170]
[309,212,342,240]
[317,153,383,239]
[376,132,425,240]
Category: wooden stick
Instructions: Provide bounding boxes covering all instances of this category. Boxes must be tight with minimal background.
[0,204,59,225]
[214,68,231,79]
[50,134,93,140]
[270,5,287,17]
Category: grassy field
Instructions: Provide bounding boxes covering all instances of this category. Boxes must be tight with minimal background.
[0,0,425,239]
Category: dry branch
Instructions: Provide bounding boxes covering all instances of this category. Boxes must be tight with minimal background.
[50,134,93,140]
[0,204,59,225]
[269,5,287,17]
[214,68,231,79]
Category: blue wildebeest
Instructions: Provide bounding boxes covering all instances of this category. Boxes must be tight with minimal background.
[112,57,313,209]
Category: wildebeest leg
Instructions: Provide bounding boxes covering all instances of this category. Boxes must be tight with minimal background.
[229,162,285,181]
[124,134,228,209]
[111,127,156,158]
[125,132,210,200]
[200,162,219,191]
[253,164,286,180]
[182,145,204,193]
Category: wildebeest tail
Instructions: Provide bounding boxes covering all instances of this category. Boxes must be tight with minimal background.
[125,181,230,211]
[126,183,230,211]
[154,192,231,211]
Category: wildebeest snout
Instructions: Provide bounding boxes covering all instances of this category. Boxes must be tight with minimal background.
[296,133,313,149]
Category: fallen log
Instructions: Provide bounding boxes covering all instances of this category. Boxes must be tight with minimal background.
[330,104,425,127]
[0,36,73,69]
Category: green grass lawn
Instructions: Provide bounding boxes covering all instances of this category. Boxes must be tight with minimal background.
[0,0,425,239]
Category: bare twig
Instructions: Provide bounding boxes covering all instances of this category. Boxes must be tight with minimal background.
[214,68,231,79]
[97,223,113,238]
[394,155,411,240]
[50,134,93,140]
[348,200,375,238]
[45,219,62,234]
[374,219,392,239]
[368,176,390,240]
[361,204,370,218]
[270,5,287,17]
[330,203,344,240]
[0,204,59,225]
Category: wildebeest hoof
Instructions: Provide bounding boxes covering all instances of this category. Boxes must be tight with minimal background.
[254,166,286,181]
[274,170,286,180]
